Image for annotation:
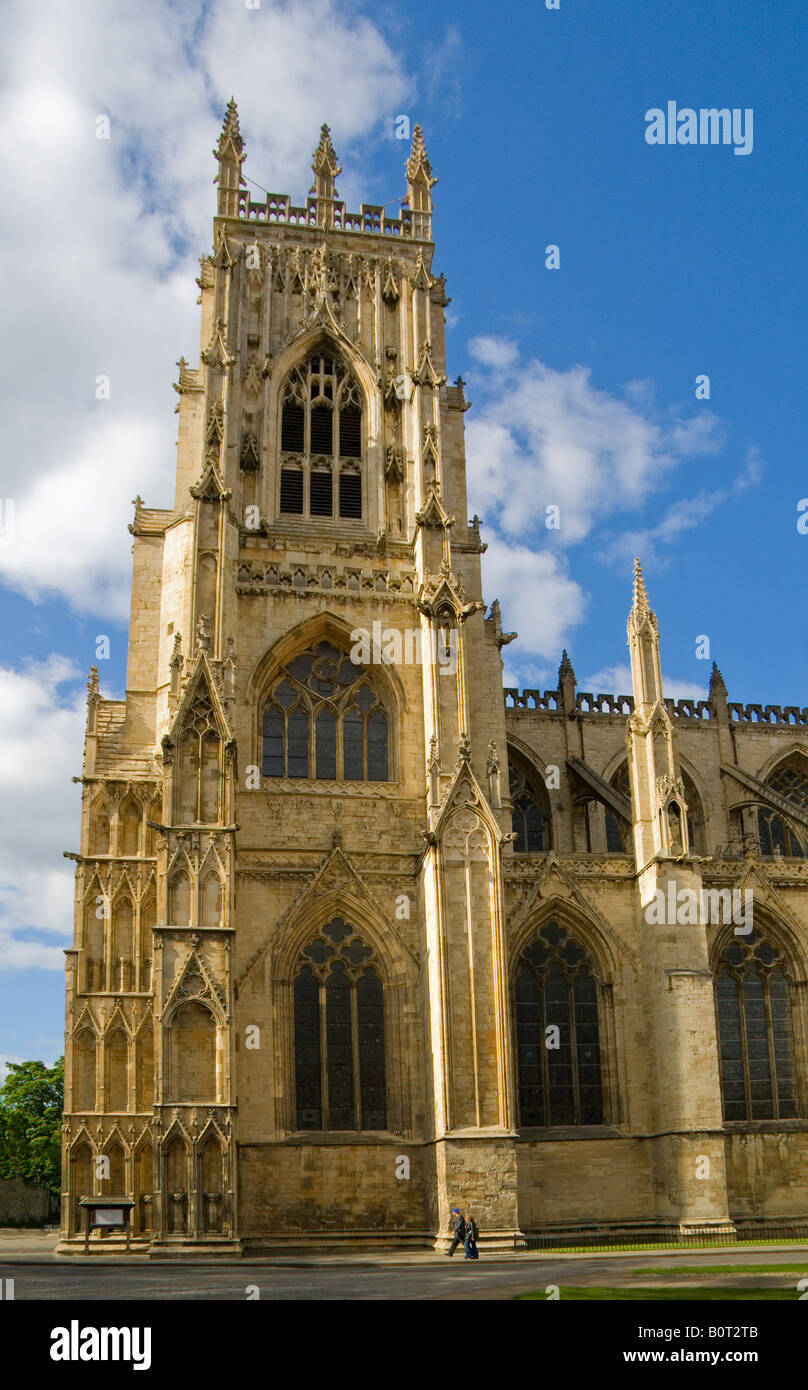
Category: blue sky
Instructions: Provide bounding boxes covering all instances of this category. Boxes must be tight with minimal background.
[1,0,806,1067]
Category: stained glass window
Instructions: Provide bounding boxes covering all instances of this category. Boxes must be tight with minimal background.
[514,921,604,1126]
[293,920,387,1132]
[262,641,389,781]
[278,353,364,521]
[715,929,798,1120]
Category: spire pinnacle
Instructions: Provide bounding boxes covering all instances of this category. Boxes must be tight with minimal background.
[709,661,727,696]
[215,98,244,160]
[632,556,649,616]
[311,124,341,195]
[405,125,436,239]
[558,649,575,683]
[213,98,245,217]
[405,125,436,188]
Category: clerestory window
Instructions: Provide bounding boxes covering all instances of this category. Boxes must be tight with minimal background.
[279,353,363,522]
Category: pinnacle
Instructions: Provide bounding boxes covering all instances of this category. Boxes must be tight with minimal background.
[215,97,243,158]
[710,661,727,694]
[312,124,341,179]
[406,124,436,185]
[558,649,576,682]
[632,556,650,614]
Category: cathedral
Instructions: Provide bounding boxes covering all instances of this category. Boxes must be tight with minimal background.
[58,106,808,1254]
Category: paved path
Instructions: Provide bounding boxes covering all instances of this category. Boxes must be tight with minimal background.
[2,1242,807,1300]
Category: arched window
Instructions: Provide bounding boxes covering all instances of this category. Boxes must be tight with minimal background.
[89,800,112,857]
[715,928,799,1120]
[74,1030,97,1112]
[508,755,551,852]
[262,640,389,781]
[105,1029,129,1112]
[293,918,387,1132]
[119,798,141,856]
[176,685,221,825]
[603,763,706,854]
[168,1002,217,1102]
[757,758,808,858]
[605,763,633,853]
[279,352,364,521]
[513,921,603,1127]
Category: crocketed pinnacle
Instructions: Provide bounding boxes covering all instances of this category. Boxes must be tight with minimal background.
[632,556,650,617]
[311,124,341,186]
[406,125,436,186]
[215,97,243,158]
[710,661,727,696]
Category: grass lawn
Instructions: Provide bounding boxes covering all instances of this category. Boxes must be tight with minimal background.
[634,1264,808,1277]
[516,1286,793,1301]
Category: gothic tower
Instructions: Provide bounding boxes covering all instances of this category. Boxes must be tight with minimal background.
[59,106,519,1253]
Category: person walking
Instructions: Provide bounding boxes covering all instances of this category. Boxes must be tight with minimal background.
[445,1207,467,1256]
[463,1213,479,1260]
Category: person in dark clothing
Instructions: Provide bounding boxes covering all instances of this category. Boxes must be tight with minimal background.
[445,1208,467,1256]
[463,1214,479,1259]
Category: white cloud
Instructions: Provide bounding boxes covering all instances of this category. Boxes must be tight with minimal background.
[465,354,725,547]
[481,536,586,663]
[0,1054,25,1084]
[580,663,706,704]
[602,447,764,569]
[468,335,520,372]
[0,0,410,617]
[0,657,85,971]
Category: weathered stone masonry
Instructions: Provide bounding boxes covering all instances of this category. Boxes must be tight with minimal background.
[58,107,808,1254]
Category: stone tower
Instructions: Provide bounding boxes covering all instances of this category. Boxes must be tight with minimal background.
[59,106,808,1256]
[59,105,519,1253]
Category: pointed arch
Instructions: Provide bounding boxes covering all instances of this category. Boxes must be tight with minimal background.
[199,873,223,929]
[268,325,380,530]
[88,795,112,857]
[710,909,808,1121]
[118,795,141,856]
[169,870,192,927]
[105,1027,129,1112]
[69,1138,94,1236]
[506,744,553,852]
[135,1017,154,1112]
[82,876,105,991]
[133,1134,154,1235]
[139,894,156,992]
[198,1131,226,1234]
[290,915,388,1133]
[73,1027,97,1112]
[162,1131,190,1234]
[509,899,621,1128]
[165,1000,218,1102]
[102,1134,127,1194]
[110,897,134,990]
[249,612,403,781]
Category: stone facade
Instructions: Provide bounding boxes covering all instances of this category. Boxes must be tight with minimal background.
[57,107,808,1255]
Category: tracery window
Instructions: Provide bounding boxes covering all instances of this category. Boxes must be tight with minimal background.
[293,918,387,1132]
[715,928,799,1120]
[262,640,388,781]
[279,352,363,522]
[605,763,633,854]
[514,921,604,1127]
[757,760,808,858]
[509,756,551,852]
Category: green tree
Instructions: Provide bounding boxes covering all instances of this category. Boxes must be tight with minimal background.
[0,1058,64,1195]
